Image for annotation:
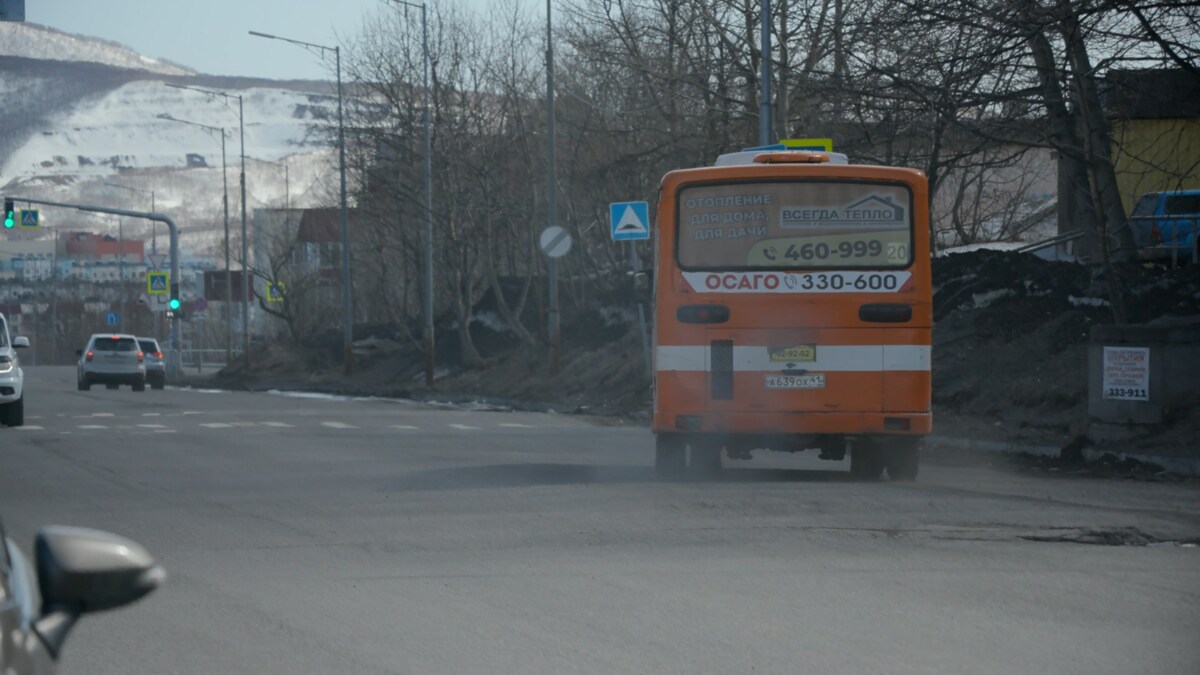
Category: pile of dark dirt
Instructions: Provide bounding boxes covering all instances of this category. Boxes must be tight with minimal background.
[931,250,1200,447]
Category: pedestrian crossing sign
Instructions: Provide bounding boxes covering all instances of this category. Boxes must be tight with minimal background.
[20,209,39,227]
[267,282,284,302]
[147,271,170,295]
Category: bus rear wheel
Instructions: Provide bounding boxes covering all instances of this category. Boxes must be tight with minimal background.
[884,439,920,481]
[655,433,687,481]
[687,438,723,480]
[850,441,885,481]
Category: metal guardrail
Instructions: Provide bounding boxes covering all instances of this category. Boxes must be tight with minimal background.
[174,349,232,375]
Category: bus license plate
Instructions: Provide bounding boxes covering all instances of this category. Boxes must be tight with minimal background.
[765,373,825,389]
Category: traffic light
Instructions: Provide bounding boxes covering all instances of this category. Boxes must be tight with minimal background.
[167,283,184,319]
[3,199,14,229]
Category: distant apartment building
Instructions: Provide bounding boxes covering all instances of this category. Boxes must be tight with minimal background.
[62,231,145,263]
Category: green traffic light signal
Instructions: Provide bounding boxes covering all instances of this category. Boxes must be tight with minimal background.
[169,298,182,311]
[3,198,13,229]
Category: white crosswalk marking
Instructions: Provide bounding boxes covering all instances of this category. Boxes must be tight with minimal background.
[142,413,162,417]
[449,423,480,430]
[391,425,420,430]
[138,424,167,429]
[154,429,177,434]
[79,425,107,430]
[261,422,294,428]
[200,423,233,429]
[499,423,534,428]
[16,425,44,431]
[322,422,357,429]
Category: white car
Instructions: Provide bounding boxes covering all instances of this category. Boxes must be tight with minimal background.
[0,312,30,428]
[77,333,146,392]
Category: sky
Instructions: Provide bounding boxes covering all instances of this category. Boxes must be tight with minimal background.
[27,0,500,81]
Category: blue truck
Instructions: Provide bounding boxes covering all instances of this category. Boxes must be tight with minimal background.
[1127,190,1200,264]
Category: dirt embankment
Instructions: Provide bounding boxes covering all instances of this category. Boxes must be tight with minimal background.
[205,250,1200,453]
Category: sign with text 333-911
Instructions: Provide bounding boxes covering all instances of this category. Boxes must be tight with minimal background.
[1102,347,1150,401]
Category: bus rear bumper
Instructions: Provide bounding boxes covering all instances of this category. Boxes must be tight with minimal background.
[653,411,931,436]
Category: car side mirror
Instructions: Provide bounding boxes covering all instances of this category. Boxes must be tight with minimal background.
[33,526,165,659]
[13,336,29,349]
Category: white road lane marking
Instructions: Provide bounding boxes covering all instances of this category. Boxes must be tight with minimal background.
[321,421,357,429]
[137,424,167,429]
[391,425,420,430]
[16,425,44,430]
[154,429,177,434]
[91,413,115,417]
[200,423,234,429]
[499,423,534,428]
[142,413,162,417]
[261,422,294,428]
[449,423,480,430]
[78,425,107,430]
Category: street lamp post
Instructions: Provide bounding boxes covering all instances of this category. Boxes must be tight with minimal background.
[167,83,249,369]
[386,0,435,386]
[250,29,353,374]
[156,113,231,360]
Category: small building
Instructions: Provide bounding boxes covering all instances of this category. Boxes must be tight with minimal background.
[1106,69,1200,213]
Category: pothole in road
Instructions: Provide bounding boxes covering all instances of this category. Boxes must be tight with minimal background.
[1020,527,1200,547]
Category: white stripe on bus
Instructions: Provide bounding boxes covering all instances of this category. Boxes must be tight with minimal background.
[654,345,929,372]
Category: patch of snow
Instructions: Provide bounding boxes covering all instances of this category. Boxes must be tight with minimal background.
[971,289,1016,308]
[937,242,1028,257]
[0,23,193,76]
[1068,296,1109,308]
[266,390,352,401]
[471,311,510,332]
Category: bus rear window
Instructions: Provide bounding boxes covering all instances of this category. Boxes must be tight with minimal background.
[677,181,914,270]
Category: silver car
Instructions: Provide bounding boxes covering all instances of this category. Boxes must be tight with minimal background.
[0,313,30,427]
[136,337,166,390]
[77,333,146,392]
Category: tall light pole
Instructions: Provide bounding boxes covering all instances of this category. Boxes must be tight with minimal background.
[157,113,233,361]
[759,0,772,146]
[102,183,155,336]
[167,83,249,369]
[385,0,435,386]
[251,29,353,374]
[545,0,560,373]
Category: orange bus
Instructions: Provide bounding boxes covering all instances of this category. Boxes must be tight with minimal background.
[651,150,931,481]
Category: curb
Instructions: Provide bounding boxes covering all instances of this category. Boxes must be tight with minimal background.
[928,434,1200,478]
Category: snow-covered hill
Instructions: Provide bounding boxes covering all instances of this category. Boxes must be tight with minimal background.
[0,22,193,75]
[0,23,344,254]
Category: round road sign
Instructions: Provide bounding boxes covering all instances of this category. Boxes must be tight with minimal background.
[539,226,572,259]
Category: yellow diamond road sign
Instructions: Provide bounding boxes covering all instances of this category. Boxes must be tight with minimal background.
[147,271,170,295]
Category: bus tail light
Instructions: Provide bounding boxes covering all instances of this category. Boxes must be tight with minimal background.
[677,304,729,324]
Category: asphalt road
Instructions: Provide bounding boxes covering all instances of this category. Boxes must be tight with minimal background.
[2,366,1198,674]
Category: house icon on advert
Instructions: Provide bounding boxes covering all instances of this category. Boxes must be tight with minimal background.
[843,194,905,222]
